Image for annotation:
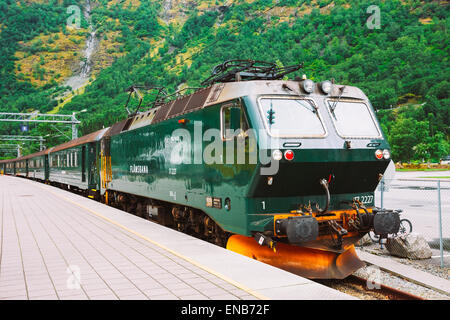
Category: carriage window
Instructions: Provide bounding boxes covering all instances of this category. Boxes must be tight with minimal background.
[327,100,381,138]
[221,102,249,140]
[258,97,326,137]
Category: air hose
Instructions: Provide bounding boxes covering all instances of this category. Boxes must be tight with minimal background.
[318,178,330,215]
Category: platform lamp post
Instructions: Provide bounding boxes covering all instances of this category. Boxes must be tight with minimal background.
[71,109,87,140]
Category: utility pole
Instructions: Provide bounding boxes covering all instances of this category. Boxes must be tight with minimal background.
[71,109,87,139]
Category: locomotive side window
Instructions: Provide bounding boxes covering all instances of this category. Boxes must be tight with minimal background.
[327,100,381,138]
[258,97,326,138]
[221,102,249,140]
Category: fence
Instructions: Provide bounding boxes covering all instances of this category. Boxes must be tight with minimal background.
[376,174,449,267]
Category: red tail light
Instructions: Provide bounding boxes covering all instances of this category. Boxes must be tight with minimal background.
[375,149,383,160]
[284,150,294,161]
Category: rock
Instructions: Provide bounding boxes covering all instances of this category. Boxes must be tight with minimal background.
[386,233,432,259]
[356,234,373,247]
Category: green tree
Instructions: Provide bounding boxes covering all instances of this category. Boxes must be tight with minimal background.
[389,118,429,162]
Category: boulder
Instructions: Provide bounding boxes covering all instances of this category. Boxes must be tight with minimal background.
[356,234,373,247]
[386,233,432,259]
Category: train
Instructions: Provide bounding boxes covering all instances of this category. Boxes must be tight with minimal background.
[0,60,401,279]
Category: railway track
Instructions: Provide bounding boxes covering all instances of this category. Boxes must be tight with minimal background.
[316,275,424,300]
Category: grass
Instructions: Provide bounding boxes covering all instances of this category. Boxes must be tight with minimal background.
[418,176,450,179]
[396,168,450,172]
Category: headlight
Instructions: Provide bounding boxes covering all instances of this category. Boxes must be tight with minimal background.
[320,80,332,94]
[302,79,314,93]
[383,149,390,160]
[272,149,282,161]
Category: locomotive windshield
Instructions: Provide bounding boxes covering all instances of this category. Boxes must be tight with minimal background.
[327,100,381,138]
[259,97,326,137]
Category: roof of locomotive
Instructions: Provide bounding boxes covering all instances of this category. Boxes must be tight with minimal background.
[113,80,368,134]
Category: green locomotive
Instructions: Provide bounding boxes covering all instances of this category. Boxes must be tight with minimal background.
[1,61,400,279]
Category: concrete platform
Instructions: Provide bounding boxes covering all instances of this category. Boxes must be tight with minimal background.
[356,249,450,296]
[0,175,353,300]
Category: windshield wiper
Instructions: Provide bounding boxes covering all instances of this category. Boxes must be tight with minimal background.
[329,85,346,120]
[294,99,318,114]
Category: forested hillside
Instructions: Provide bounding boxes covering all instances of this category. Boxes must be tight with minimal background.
[0,0,448,162]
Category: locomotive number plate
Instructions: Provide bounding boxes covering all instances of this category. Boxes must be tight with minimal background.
[353,195,374,204]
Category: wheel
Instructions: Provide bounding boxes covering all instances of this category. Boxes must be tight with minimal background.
[398,219,412,235]
[368,231,380,243]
